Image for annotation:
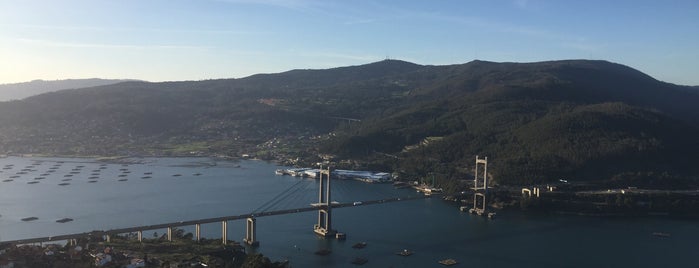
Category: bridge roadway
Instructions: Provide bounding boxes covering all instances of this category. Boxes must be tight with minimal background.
[0,195,431,245]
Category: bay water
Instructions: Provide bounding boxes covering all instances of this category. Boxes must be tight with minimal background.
[0,156,697,267]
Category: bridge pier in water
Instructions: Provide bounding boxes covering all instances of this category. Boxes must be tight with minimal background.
[167,227,173,241]
[221,221,228,244]
[314,166,338,237]
[195,224,201,242]
[244,217,259,246]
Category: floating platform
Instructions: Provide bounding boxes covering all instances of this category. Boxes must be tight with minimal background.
[652,232,671,237]
[438,259,458,266]
[56,218,73,223]
[351,257,368,265]
[352,242,367,249]
[396,249,413,256]
[314,249,331,256]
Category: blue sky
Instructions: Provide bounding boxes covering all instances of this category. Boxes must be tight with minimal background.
[1,0,697,85]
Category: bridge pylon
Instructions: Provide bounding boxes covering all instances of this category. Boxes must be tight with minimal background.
[313,166,337,237]
[244,217,259,247]
[469,155,494,218]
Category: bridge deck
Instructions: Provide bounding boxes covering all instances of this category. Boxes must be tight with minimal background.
[0,195,430,245]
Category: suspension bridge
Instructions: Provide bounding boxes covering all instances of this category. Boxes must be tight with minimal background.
[0,167,431,247]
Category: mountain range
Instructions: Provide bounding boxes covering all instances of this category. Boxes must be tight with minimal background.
[0,60,697,187]
[0,78,137,101]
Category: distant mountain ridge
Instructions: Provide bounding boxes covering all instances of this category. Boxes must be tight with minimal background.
[0,59,697,187]
[0,78,139,101]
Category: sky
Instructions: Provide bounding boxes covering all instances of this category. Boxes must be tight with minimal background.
[1,0,698,85]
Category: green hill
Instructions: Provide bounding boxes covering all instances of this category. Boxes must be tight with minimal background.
[0,59,697,187]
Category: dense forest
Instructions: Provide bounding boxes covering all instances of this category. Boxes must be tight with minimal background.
[0,59,697,187]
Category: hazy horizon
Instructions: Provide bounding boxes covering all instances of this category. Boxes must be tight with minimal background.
[1,0,698,85]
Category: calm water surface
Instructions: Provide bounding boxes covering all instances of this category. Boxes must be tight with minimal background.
[0,156,697,267]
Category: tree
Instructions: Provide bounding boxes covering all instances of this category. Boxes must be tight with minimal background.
[241,253,272,268]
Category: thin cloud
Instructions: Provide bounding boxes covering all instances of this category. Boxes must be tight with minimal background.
[211,0,322,13]
[7,23,271,36]
[15,38,212,50]
[343,18,378,25]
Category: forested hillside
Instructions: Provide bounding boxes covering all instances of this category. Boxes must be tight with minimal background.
[1,60,697,186]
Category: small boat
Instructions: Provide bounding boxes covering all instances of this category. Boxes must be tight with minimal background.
[350,257,368,265]
[118,179,128,181]
[438,259,458,266]
[118,174,127,177]
[352,242,367,249]
[34,177,45,180]
[88,180,98,183]
[58,183,70,186]
[61,178,72,181]
[27,181,39,184]
[193,173,202,176]
[141,176,151,179]
[396,249,413,256]
[172,174,182,177]
[64,174,73,177]
[10,175,19,178]
[21,217,38,221]
[56,218,73,223]
[2,179,13,182]
[88,176,99,179]
[144,172,153,175]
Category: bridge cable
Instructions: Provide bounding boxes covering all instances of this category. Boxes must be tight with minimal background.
[252,179,306,213]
